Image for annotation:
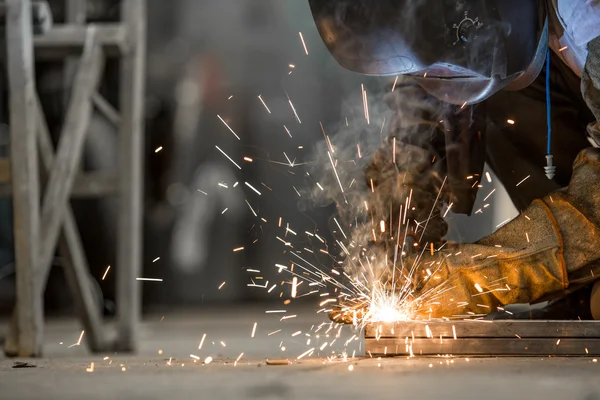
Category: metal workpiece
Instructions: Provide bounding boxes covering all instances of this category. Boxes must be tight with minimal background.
[364,320,600,356]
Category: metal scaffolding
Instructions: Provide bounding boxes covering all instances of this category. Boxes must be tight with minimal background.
[1,0,146,357]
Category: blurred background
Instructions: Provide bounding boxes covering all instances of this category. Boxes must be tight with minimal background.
[0,0,517,317]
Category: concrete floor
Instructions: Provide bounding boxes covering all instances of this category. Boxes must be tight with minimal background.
[2,306,600,400]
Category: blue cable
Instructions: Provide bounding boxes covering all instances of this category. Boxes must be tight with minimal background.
[546,48,552,155]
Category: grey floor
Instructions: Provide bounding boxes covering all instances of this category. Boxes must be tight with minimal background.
[2,306,600,400]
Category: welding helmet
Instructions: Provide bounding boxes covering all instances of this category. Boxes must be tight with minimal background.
[309,0,548,106]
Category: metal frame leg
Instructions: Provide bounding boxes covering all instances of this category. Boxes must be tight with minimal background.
[5,0,43,357]
[116,0,146,351]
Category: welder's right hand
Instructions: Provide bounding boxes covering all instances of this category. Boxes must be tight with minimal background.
[406,148,600,319]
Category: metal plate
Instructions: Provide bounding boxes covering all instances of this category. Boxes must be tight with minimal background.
[364,321,600,356]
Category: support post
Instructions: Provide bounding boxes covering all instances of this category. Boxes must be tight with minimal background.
[63,0,86,105]
[5,0,43,357]
[116,0,146,351]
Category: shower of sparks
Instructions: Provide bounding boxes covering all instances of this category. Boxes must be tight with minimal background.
[443,203,453,218]
[328,151,344,193]
[361,84,370,124]
[297,348,314,359]
[333,218,348,239]
[483,189,496,201]
[101,265,110,280]
[245,182,262,196]
[320,122,335,154]
[286,92,302,123]
[391,76,399,92]
[234,352,244,366]
[291,277,298,298]
[516,175,531,186]
[258,95,272,114]
[299,32,309,55]
[215,146,242,170]
[217,114,241,140]
[245,200,258,217]
[68,330,85,348]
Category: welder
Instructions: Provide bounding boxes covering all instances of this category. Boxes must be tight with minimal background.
[310,0,600,320]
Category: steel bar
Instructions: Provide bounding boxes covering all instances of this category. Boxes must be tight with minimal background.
[365,321,600,356]
[366,338,600,356]
[0,172,118,198]
[365,320,600,338]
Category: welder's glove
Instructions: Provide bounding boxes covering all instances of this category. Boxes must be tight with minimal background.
[410,148,600,319]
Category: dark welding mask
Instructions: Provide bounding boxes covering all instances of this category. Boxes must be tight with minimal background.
[309,0,548,106]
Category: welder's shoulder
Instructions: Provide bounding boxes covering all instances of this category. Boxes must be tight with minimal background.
[556,0,600,47]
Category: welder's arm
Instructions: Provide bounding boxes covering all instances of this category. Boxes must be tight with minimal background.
[582,36,600,145]
[410,148,600,319]
[374,79,486,249]
[384,77,487,212]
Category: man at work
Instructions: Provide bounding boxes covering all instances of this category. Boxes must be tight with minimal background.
[309,0,600,320]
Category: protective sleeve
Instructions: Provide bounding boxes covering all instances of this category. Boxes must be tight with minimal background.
[557,1,600,48]
[582,36,600,146]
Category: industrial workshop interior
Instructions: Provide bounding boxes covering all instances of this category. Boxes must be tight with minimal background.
[2,0,600,399]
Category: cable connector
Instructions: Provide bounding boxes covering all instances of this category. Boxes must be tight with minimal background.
[544,154,556,180]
